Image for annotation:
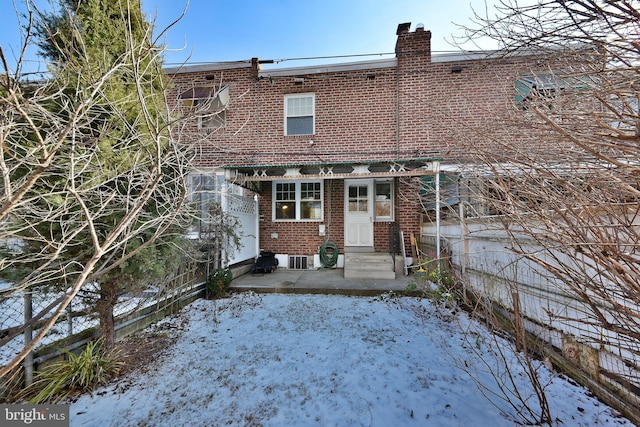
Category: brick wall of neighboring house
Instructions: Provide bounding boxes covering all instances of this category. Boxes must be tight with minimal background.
[166,25,547,259]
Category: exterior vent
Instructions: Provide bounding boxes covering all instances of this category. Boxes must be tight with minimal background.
[288,255,308,270]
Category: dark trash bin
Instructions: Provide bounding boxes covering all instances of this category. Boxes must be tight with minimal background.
[252,251,278,274]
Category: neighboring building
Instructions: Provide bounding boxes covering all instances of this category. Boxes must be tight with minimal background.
[166,23,538,272]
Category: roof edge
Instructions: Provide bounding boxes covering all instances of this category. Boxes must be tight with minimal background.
[164,60,253,75]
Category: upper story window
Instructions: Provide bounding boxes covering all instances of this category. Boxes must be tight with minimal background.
[180,85,229,130]
[273,180,323,221]
[515,72,588,111]
[285,93,315,135]
[515,74,561,110]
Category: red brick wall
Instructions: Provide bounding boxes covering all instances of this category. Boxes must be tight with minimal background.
[168,32,538,168]
[167,28,544,257]
[256,180,345,255]
[253,177,422,257]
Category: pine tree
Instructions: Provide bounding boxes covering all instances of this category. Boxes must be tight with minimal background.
[1,0,192,356]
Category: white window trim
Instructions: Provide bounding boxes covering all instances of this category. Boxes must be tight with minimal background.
[179,86,228,130]
[374,179,394,222]
[198,109,226,130]
[284,93,315,136]
[272,180,324,222]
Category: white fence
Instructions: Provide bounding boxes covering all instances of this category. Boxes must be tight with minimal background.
[223,193,258,265]
[422,216,640,418]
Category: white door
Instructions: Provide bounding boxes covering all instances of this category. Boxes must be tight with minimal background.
[344,179,374,248]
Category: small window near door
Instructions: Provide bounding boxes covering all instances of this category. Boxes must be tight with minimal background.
[374,180,393,221]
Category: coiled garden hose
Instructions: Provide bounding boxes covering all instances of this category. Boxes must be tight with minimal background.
[319,241,339,268]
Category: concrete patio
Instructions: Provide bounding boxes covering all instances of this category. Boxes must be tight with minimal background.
[229,267,414,296]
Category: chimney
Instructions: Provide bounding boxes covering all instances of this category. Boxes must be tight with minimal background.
[395,22,432,64]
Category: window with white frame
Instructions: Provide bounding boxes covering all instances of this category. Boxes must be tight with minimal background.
[515,72,588,111]
[187,172,245,234]
[188,172,224,234]
[285,93,315,135]
[273,180,323,221]
[374,180,394,221]
[180,85,229,130]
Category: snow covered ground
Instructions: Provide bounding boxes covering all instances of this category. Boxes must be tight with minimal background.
[70,292,632,426]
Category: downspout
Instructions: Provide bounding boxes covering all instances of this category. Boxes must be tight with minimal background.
[435,163,441,277]
[253,58,261,260]
[396,58,400,159]
[254,194,260,259]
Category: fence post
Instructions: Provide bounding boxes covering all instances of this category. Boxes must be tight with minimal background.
[23,292,33,386]
[459,202,470,304]
[511,290,523,353]
[67,303,73,336]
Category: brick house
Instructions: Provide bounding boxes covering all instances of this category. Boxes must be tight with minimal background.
[166,23,537,275]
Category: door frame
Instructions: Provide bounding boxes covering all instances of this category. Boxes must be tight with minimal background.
[344,178,374,250]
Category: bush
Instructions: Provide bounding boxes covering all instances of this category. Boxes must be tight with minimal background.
[407,263,458,309]
[207,267,233,298]
[427,267,455,287]
[24,340,122,403]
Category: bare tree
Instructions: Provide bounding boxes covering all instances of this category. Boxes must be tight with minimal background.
[0,1,193,376]
[435,0,640,421]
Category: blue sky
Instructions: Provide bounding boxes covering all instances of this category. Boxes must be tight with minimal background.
[1,0,497,73]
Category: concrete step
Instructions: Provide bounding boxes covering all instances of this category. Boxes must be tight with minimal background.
[343,253,396,280]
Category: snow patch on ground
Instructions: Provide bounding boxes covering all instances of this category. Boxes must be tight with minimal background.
[70,292,631,426]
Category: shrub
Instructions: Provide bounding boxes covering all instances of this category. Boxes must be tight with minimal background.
[207,267,233,298]
[427,267,455,287]
[409,263,458,309]
[25,340,122,403]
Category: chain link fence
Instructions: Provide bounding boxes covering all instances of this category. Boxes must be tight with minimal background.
[1,259,205,397]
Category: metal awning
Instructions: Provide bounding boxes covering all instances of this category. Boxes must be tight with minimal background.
[222,157,444,267]
[222,158,441,184]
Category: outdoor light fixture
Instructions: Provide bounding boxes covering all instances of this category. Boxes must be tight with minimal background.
[293,77,304,84]
[451,66,463,73]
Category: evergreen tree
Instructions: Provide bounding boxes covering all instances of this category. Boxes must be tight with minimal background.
[1,0,192,357]
[40,0,189,349]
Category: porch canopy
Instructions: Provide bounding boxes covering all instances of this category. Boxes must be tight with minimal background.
[221,158,441,187]
[221,157,444,266]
